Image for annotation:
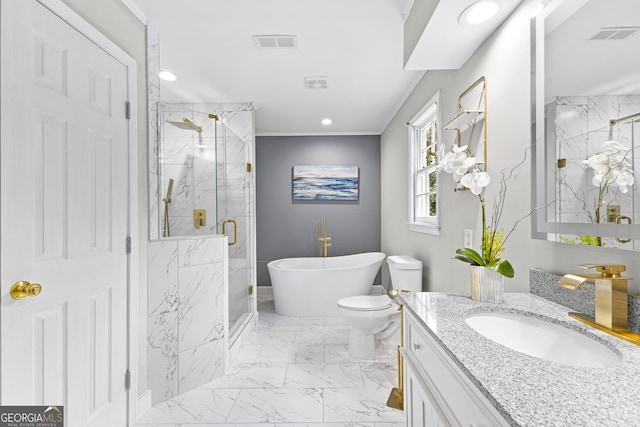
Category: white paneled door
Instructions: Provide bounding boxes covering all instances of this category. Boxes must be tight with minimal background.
[1,1,131,426]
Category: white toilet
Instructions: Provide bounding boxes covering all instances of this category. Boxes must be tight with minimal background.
[337,255,422,359]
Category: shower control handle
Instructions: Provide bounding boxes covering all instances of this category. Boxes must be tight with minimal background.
[193,209,206,229]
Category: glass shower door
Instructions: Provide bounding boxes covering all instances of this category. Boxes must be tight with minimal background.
[217,123,254,336]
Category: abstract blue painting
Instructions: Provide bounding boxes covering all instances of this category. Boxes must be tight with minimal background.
[292,165,359,200]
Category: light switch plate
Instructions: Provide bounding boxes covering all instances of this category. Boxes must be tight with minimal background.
[464,229,473,248]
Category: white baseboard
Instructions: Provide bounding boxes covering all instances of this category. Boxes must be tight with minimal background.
[135,389,152,420]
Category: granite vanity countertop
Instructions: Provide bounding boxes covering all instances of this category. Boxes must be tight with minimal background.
[397,292,640,427]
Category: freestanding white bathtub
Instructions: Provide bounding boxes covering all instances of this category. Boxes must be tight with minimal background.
[267,252,386,317]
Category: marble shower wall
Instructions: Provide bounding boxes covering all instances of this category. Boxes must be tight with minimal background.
[157,103,254,238]
[552,95,640,249]
[147,236,229,405]
[147,24,161,240]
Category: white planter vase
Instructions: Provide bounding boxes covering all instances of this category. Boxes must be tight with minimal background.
[470,265,504,303]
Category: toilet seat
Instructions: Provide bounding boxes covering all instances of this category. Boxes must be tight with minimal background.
[337,295,392,311]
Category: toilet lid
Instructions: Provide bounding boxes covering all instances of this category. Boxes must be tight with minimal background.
[337,295,392,311]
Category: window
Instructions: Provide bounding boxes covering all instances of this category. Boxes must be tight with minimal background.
[408,93,440,234]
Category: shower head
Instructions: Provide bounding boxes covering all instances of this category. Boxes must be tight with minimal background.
[167,117,202,132]
[208,114,219,120]
[163,178,174,203]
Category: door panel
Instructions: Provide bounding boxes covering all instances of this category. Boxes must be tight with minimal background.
[87,288,113,418]
[34,303,68,404]
[1,1,130,426]
[88,130,114,253]
[33,111,68,261]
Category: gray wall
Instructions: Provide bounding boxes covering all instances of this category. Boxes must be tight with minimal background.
[256,135,381,286]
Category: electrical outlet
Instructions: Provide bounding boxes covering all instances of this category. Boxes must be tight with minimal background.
[464,229,473,248]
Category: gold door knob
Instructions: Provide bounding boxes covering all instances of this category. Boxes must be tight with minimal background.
[10,281,42,300]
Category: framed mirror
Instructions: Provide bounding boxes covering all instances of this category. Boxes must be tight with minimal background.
[533,0,640,250]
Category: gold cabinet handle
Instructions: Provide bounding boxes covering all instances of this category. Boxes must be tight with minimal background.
[222,219,237,246]
[10,281,42,300]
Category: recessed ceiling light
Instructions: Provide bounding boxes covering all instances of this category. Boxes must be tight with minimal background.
[159,70,177,81]
[321,118,333,126]
[459,1,500,26]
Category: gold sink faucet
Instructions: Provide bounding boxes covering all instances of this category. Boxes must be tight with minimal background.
[558,263,640,346]
[318,217,331,257]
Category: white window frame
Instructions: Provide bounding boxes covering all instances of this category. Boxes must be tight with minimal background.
[407,92,441,235]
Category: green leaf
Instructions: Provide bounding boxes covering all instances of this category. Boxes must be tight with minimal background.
[454,254,476,265]
[485,258,515,278]
[455,248,484,266]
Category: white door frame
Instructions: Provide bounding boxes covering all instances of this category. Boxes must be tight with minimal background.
[4,0,140,424]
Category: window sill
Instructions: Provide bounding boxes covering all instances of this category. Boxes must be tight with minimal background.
[407,222,440,235]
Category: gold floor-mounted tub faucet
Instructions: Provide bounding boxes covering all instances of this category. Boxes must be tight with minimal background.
[318,217,331,257]
[558,263,640,346]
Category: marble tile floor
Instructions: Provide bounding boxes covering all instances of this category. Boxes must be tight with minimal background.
[136,299,405,427]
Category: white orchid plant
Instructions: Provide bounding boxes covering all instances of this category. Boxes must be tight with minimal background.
[583,140,634,224]
[438,143,515,279]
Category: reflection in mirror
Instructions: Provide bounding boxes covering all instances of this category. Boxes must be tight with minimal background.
[533,0,640,250]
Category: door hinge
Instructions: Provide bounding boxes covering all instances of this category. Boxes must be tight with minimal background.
[125,101,131,120]
[125,370,131,390]
[248,285,253,295]
[246,163,252,173]
[126,236,132,254]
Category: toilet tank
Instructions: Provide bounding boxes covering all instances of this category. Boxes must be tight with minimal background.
[387,255,422,292]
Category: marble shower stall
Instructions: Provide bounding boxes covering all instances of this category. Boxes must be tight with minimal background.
[155,102,256,334]
[146,101,256,405]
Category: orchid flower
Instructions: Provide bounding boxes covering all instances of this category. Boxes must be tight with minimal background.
[437,140,519,279]
[614,169,634,194]
[460,170,491,195]
[584,140,634,193]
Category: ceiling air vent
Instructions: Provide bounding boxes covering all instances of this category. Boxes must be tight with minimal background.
[590,27,639,40]
[252,35,298,49]
[304,76,328,89]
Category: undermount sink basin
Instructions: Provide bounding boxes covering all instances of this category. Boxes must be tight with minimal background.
[464,311,621,368]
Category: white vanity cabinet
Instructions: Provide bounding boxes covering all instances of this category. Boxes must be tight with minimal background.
[402,311,510,427]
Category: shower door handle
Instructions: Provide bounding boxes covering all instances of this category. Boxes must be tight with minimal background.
[222,219,237,246]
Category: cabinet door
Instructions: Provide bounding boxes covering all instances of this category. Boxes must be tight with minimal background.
[404,313,510,427]
[405,355,451,427]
